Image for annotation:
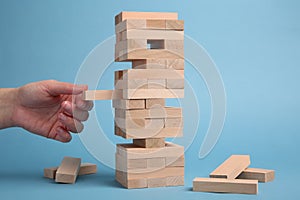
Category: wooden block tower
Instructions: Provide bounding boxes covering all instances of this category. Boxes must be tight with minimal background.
[114,11,185,189]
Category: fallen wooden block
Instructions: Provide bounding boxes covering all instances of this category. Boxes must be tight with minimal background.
[133,138,165,148]
[44,163,97,179]
[237,168,275,183]
[115,11,178,25]
[55,157,81,184]
[210,155,250,179]
[193,177,258,194]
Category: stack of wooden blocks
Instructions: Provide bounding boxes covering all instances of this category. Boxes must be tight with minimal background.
[113,11,185,189]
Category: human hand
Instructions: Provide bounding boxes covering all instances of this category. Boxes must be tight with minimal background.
[10,80,93,142]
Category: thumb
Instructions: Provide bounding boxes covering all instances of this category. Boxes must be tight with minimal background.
[45,80,87,96]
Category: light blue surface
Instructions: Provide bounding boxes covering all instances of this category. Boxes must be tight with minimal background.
[0,0,299,199]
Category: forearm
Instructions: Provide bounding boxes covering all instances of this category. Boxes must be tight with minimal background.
[0,88,18,129]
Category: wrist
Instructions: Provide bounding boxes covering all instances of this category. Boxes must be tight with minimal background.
[0,88,19,129]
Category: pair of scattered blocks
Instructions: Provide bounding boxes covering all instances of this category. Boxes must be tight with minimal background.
[44,157,97,184]
[193,155,275,194]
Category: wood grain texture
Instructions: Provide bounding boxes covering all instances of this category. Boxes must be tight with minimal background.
[193,177,258,194]
[112,99,145,109]
[115,12,178,25]
[115,69,184,80]
[210,155,250,179]
[82,90,122,100]
[237,168,275,183]
[133,138,165,148]
[166,176,184,186]
[122,88,184,99]
[145,99,165,109]
[115,107,181,119]
[165,20,184,30]
[55,157,81,184]
[132,59,167,69]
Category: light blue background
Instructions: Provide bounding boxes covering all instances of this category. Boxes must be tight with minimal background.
[0,0,299,199]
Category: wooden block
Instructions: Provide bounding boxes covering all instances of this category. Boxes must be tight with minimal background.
[116,154,147,171]
[115,12,178,25]
[116,48,184,61]
[146,20,166,29]
[115,39,147,53]
[164,40,184,50]
[117,142,184,160]
[132,59,167,69]
[44,163,97,179]
[166,59,184,70]
[115,19,146,33]
[115,117,146,129]
[123,89,184,99]
[112,99,145,109]
[114,79,166,89]
[133,138,165,148]
[115,69,184,80]
[55,157,81,184]
[166,155,185,167]
[44,167,58,179]
[166,20,184,30]
[127,167,184,180]
[147,157,166,168]
[115,107,181,119]
[166,79,184,89]
[193,178,258,194]
[147,79,166,89]
[145,99,165,109]
[115,126,183,139]
[165,117,183,127]
[83,90,122,100]
[148,177,166,188]
[122,30,183,40]
[237,168,275,183]
[166,176,184,186]
[115,170,147,189]
[210,155,251,179]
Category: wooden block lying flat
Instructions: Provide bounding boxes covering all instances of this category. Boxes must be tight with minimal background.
[115,39,147,53]
[166,79,184,89]
[166,176,184,186]
[116,49,184,61]
[115,19,147,33]
[166,155,185,167]
[83,90,122,100]
[193,178,258,194]
[116,154,147,172]
[164,40,184,50]
[122,89,184,99]
[166,20,184,30]
[55,157,81,184]
[115,69,184,81]
[121,30,183,40]
[148,177,166,188]
[237,168,275,183]
[116,170,147,189]
[210,155,250,179]
[115,107,182,119]
[112,99,145,109]
[115,117,147,129]
[164,118,183,127]
[115,126,183,139]
[145,99,165,109]
[166,59,184,70]
[115,12,178,25]
[44,163,97,179]
[114,79,166,89]
[117,142,184,160]
[133,138,165,148]
[132,59,167,69]
[44,167,58,179]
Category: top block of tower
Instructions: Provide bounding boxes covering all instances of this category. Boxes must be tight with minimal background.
[115,12,184,62]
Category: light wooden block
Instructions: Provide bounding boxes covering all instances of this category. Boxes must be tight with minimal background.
[166,59,184,70]
[115,19,146,33]
[147,157,166,169]
[116,170,147,189]
[83,90,122,100]
[115,49,184,61]
[115,12,178,25]
[148,177,166,188]
[117,142,184,160]
[193,178,258,194]
[55,157,81,184]
[114,79,166,89]
[147,79,166,89]
[121,30,183,40]
[115,126,183,139]
[112,99,145,109]
[145,99,165,109]
[166,176,184,186]
[166,20,184,30]
[115,107,182,119]
[116,154,147,172]
[166,79,184,89]
[237,168,275,183]
[133,138,165,148]
[115,39,147,53]
[44,167,58,179]
[164,40,184,50]
[115,69,184,80]
[132,59,167,69]
[122,89,184,99]
[44,163,97,179]
[115,118,146,129]
[165,117,183,127]
[146,20,166,29]
[166,155,185,167]
[210,155,250,179]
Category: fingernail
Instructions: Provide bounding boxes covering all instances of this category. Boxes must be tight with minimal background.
[63,101,71,110]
